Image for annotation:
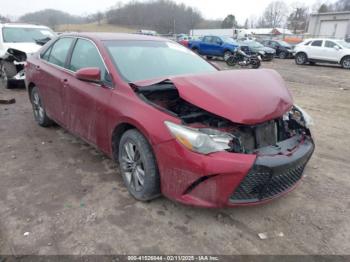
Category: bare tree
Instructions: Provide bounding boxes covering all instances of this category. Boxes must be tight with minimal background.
[244,19,249,29]
[0,14,10,23]
[287,5,309,33]
[106,0,203,34]
[221,14,238,29]
[334,0,350,11]
[261,1,289,28]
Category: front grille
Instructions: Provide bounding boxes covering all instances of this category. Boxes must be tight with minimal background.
[230,155,309,204]
[264,53,274,59]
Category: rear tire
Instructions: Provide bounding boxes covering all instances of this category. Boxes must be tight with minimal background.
[30,86,54,127]
[279,51,287,59]
[251,58,261,69]
[118,129,161,201]
[341,56,350,69]
[226,56,236,67]
[295,52,307,65]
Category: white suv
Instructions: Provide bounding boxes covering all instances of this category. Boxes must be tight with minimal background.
[294,38,350,69]
[0,23,56,88]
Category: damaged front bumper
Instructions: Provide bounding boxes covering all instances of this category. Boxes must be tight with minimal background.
[155,134,314,208]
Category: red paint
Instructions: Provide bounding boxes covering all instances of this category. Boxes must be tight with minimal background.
[75,67,101,82]
[25,33,309,208]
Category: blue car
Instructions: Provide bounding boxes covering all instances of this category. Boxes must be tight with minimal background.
[189,35,239,60]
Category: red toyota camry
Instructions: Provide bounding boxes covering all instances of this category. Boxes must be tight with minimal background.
[25,33,315,208]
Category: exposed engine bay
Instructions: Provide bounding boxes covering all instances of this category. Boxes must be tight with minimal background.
[134,80,312,155]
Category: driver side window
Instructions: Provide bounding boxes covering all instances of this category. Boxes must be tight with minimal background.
[68,39,109,82]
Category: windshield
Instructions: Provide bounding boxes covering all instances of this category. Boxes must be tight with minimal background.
[104,40,217,82]
[222,37,237,45]
[2,27,55,43]
[336,40,350,49]
[245,41,264,48]
[277,41,291,47]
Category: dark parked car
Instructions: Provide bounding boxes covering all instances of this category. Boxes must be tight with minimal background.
[240,40,275,61]
[261,40,294,59]
[25,33,314,208]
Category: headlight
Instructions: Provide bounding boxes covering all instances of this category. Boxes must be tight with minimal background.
[164,121,233,154]
[259,51,265,55]
[285,105,314,129]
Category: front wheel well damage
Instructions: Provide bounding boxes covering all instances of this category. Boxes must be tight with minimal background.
[111,123,137,160]
[27,83,36,101]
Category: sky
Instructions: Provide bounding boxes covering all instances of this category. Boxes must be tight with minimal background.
[0,0,332,23]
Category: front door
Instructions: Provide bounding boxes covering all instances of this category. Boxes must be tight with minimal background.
[65,38,112,146]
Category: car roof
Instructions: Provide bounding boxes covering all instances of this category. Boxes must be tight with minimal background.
[0,23,50,29]
[304,38,342,42]
[60,32,169,42]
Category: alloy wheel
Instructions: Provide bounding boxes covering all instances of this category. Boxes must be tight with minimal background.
[296,53,306,65]
[121,141,146,192]
[224,51,232,61]
[343,58,350,69]
[32,91,45,123]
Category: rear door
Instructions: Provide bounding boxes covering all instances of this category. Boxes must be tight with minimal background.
[66,38,112,146]
[307,40,324,60]
[38,37,75,126]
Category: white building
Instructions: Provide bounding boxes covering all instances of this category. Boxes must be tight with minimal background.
[308,11,350,39]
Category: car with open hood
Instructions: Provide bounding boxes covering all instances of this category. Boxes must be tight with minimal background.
[25,33,315,208]
[0,23,56,89]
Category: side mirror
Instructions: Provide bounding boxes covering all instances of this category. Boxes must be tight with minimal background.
[75,67,101,83]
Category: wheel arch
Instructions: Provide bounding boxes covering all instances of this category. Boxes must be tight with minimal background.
[27,82,36,101]
[111,120,153,161]
[340,55,350,65]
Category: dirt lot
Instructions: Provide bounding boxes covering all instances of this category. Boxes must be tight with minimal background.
[0,59,349,255]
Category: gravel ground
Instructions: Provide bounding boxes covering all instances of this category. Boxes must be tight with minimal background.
[0,59,349,255]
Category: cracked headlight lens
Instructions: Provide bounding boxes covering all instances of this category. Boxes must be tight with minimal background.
[285,105,314,129]
[165,121,233,154]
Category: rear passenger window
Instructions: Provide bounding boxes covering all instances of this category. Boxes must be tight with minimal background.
[203,36,212,43]
[48,38,74,67]
[68,39,107,81]
[325,41,337,48]
[311,40,322,47]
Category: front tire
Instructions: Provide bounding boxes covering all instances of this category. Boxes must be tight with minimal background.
[30,86,54,127]
[295,52,307,65]
[118,129,160,201]
[224,51,233,61]
[341,56,350,69]
[279,51,287,59]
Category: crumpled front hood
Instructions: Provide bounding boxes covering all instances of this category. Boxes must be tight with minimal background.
[3,42,42,55]
[135,69,293,125]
